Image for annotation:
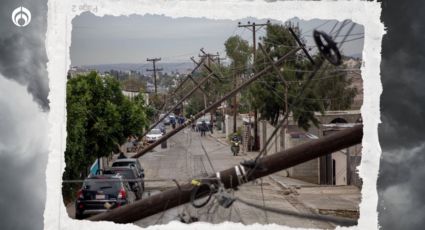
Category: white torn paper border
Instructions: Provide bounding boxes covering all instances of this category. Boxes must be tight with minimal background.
[45,0,384,229]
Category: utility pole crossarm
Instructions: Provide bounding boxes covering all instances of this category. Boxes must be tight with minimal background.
[198,50,224,81]
[146,58,162,94]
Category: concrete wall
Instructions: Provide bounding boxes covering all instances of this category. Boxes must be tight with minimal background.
[332,151,348,185]
[286,135,320,184]
[262,120,282,155]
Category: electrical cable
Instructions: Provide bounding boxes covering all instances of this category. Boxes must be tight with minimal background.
[190,183,214,208]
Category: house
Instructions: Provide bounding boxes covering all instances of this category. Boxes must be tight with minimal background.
[285,123,362,187]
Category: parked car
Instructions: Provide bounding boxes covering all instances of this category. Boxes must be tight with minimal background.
[163,117,170,125]
[146,128,163,143]
[75,175,136,219]
[160,114,170,125]
[107,165,144,199]
[111,158,145,178]
[155,123,166,134]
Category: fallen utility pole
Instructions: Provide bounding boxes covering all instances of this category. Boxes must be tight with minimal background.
[132,47,302,158]
[141,73,215,137]
[199,49,224,80]
[170,56,207,98]
[189,57,213,96]
[89,125,363,223]
[141,56,207,138]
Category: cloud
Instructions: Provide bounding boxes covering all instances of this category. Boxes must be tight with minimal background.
[378,1,425,229]
[0,75,48,230]
[378,144,425,230]
[0,0,49,110]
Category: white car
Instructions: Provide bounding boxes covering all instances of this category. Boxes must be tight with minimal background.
[146,129,163,143]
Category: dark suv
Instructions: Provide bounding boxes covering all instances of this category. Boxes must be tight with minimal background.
[75,175,136,219]
[107,165,144,200]
[111,158,145,178]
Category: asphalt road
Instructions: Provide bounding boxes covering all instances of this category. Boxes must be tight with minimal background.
[66,125,359,228]
[132,126,338,228]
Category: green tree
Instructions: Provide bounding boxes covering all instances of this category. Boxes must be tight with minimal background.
[224,35,251,75]
[63,72,148,199]
[247,24,356,130]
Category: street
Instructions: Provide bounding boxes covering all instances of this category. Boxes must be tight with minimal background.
[130,126,360,228]
[63,14,366,229]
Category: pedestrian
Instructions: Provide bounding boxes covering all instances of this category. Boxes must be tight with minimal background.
[200,120,207,137]
[209,119,213,134]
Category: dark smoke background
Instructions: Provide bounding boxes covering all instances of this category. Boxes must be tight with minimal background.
[0,1,49,109]
[377,0,425,229]
[0,0,424,230]
[0,0,49,230]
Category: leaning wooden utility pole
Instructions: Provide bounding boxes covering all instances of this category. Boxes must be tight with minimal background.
[141,73,215,137]
[89,125,363,223]
[215,52,226,67]
[238,20,270,150]
[198,49,222,108]
[169,56,207,98]
[131,47,302,159]
[140,56,208,138]
[146,57,163,94]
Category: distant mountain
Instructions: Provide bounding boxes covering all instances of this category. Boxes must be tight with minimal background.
[81,62,197,75]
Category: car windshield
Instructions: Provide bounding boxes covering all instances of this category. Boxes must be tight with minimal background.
[112,161,134,167]
[83,179,121,194]
[112,168,136,179]
[149,129,162,135]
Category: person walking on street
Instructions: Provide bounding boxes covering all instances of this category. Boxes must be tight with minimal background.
[200,120,207,137]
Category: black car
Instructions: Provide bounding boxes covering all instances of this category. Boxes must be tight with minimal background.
[111,158,145,178]
[107,165,144,200]
[75,175,136,219]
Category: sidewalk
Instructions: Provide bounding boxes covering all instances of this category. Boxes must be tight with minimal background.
[209,128,361,220]
[208,129,228,146]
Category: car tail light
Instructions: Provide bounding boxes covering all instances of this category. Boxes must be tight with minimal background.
[118,188,126,199]
[78,204,84,209]
[77,189,84,199]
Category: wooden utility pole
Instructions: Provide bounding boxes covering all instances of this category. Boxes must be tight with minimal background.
[238,20,270,150]
[199,50,219,68]
[215,52,226,67]
[141,56,210,138]
[146,58,163,94]
[198,50,220,110]
[233,71,238,133]
[140,73,215,138]
[89,125,362,223]
[132,47,301,159]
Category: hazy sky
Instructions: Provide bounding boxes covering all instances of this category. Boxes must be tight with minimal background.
[71,13,364,66]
